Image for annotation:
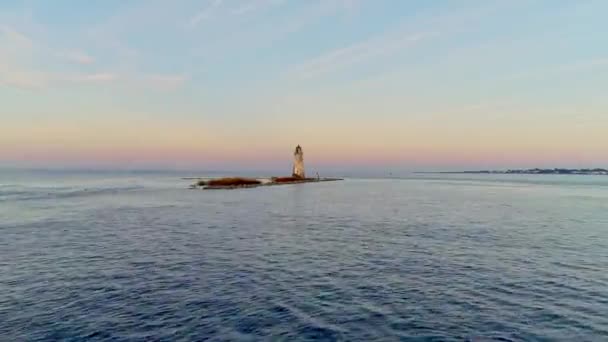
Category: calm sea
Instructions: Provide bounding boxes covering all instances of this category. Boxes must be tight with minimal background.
[1,170,607,341]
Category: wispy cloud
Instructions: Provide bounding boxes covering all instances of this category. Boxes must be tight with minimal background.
[453,99,521,117]
[231,0,284,15]
[0,22,180,90]
[59,50,95,65]
[0,25,115,88]
[562,58,608,71]
[506,58,608,81]
[339,0,359,12]
[0,25,33,49]
[145,74,189,89]
[231,1,260,15]
[0,70,119,89]
[0,25,45,88]
[0,66,48,89]
[189,0,286,28]
[64,73,118,83]
[189,0,224,27]
[290,31,433,79]
[187,0,362,61]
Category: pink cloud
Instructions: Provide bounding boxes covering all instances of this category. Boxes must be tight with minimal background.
[60,50,96,65]
[64,73,118,83]
[145,74,189,89]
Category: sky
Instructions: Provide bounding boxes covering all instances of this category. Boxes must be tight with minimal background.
[1,0,607,171]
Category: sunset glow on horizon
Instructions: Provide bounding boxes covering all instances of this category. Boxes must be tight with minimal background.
[2,1,607,171]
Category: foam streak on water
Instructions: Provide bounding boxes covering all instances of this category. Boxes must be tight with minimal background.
[1,170,608,341]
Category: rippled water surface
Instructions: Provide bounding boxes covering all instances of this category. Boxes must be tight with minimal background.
[1,170,608,341]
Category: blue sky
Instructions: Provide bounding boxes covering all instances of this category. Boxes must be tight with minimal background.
[1,0,607,170]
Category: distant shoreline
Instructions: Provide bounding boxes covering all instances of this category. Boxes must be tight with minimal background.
[417,168,608,176]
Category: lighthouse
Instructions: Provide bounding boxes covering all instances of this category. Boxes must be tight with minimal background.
[292,145,305,179]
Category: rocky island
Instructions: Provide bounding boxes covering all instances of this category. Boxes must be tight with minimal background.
[191,145,342,190]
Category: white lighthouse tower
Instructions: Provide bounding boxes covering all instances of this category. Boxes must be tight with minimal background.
[292,145,305,178]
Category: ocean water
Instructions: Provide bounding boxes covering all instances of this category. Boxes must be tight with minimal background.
[1,170,608,341]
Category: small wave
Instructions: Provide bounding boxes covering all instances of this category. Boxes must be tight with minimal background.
[0,185,145,202]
